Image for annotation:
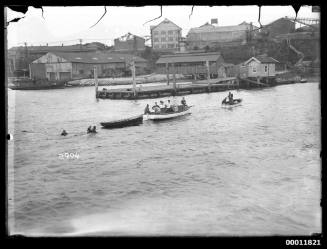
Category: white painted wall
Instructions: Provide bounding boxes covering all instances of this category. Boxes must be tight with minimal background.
[246,59,276,77]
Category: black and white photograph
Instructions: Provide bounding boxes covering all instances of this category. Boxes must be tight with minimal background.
[5,5,321,237]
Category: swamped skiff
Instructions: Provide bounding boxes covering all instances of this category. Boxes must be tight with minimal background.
[100,114,143,129]
[144,105,192,120]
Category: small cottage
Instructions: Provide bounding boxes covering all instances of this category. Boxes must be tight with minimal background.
[242,55,279,78]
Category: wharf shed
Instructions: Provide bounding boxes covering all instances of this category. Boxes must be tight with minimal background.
[30,52,147,81]
[8,42,107,77]
[155,52,230,78]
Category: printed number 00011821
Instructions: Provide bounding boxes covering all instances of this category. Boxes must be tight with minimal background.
[285,240,321,246]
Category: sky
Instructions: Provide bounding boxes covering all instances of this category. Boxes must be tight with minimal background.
[6,5,319,48]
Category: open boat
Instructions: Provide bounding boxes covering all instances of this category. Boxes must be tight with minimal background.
[100,114,143,129]
[144,105,192,121]
[222,98,242,108]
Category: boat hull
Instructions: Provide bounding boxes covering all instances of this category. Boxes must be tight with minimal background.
[100,115,143,129]
[222,98,242,108]
[144,106,192,120]
[8,78,66,90]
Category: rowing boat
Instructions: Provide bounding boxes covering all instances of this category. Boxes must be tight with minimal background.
[144,105,192,121]
[221,98,242,108]
[100,114,143,129]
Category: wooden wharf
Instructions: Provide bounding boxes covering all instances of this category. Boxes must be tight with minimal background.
[96,77,240,100]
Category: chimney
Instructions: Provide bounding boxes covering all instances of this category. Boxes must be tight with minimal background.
[211,18,218,26]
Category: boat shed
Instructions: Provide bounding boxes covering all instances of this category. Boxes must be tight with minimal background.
[242,55,279,78]
[155,52,226,79]
[30,52,147,81]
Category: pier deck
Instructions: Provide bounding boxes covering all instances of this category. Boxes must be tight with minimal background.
[96,77,239,100]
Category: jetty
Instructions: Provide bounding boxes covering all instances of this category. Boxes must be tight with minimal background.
[96,77,239,100]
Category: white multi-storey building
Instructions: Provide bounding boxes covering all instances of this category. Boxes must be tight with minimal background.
[150,18,182,51]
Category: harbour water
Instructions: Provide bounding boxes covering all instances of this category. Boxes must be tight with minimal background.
[7,82,321,236]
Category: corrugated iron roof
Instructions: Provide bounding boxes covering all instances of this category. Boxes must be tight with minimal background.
[46,52,146,64]
[156,52,222,64]
[256,56,279,64]
[150,18,182,31]
[243,56,279,65]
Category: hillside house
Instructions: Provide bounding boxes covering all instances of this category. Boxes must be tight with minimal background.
[114,33,145,52]
[150,18,182,51]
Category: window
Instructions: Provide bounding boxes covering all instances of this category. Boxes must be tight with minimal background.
[264,65,268,72]
[154,45,160,49]
[175,30,180,35]
[154,38,159,42]
[161,31,166,35]
[161,44,166,49]
[168,44,174,48]
[153,31,159,35]
[252,67,257,73]
[79,69,84,74]
[168,30,173,35]
[168,37,174,41]
[161,37,166,42]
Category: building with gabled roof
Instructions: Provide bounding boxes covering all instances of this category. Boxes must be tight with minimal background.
[242,55,279,78]
[7,42,109,77]
[186,20,258,49]
[150,18,182,51]
[114,32,145,52]
[30,51,147,81]
[155,52,229,77]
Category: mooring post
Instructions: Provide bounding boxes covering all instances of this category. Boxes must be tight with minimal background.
[206,60,210,81]
[166,63,170,85]
[132,60,137,97]
[173,63,177,94]
[94,66,98,98]
[206,60,211,91]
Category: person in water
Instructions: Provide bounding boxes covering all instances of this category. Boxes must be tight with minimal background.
[92,126,97,133]
[144,104,150,114]
[87,126,92,133]
[61,129,68,136]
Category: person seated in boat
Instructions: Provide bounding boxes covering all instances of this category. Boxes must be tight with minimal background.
[151,102,161,113]
[228,92,234,104]
[166,100,173,112]
[61,129,68,136]
[159,100,165,109]
[152,102,160,110]
[181,97,187,106]
[144,104,151,114]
